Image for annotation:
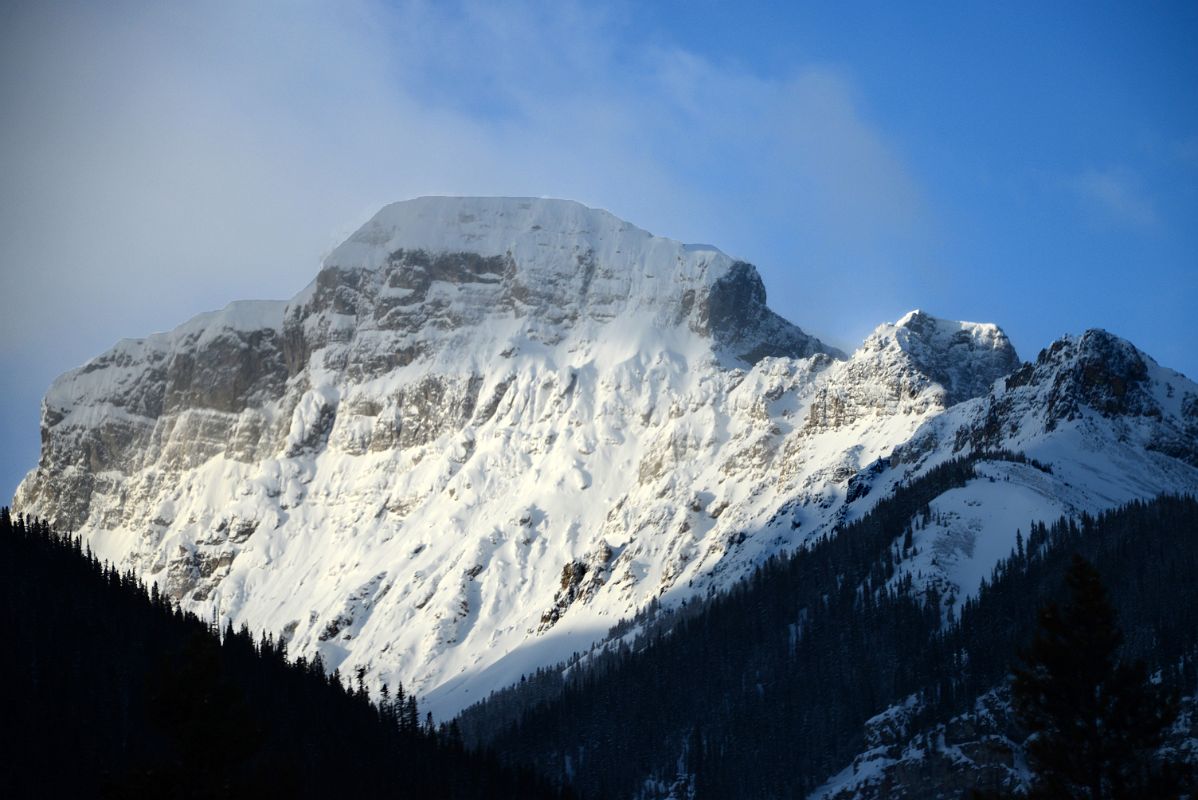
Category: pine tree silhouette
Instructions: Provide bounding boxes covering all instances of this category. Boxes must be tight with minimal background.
[1012,555,1191,799]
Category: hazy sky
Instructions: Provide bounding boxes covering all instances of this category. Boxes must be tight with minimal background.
[3,1,1197,503]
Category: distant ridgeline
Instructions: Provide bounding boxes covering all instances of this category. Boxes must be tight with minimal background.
[0,508,569,799]
[456,457,1198,799]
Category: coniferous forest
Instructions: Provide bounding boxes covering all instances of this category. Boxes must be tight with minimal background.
[0,508,570,799]
[4,469,1196,798]
[456,459,1198,799]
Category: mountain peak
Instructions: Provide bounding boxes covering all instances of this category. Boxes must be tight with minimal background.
[293,196,840,367]
[324,196,665,272]
[861,310,1020,405]
[945,327,1198,466]
[891,309,1009,350]
[1005,328,1160,422]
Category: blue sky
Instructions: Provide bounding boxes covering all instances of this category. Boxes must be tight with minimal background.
[2,1,1196,503]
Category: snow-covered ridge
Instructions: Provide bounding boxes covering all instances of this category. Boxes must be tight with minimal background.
[15,197,1198,719]
[45,300,287,415]
[856,327,1198,612]
[326,196,724,275]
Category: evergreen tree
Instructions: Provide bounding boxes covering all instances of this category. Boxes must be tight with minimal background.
[1012,555,1190,799]
[406,695,420,734]
[380,683,392,727]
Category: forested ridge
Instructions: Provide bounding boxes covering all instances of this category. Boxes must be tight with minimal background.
[0,508,571,799]
[4,456,1195,799]
[458,456,1198,799]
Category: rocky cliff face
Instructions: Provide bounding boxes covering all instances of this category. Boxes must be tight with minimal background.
[14,197,1197,717]
[813,689,1198,799]
[812,691,1028,800]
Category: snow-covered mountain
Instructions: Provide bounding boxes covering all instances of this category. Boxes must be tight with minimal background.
[851,328,1198,611]
[15,197,1198,717]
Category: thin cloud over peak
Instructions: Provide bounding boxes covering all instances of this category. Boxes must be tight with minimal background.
[0,0,931,360]
[1069,168,1159,230]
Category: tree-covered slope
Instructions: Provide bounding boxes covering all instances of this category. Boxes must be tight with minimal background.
[459,468,1198,799]
[0,508,570,799]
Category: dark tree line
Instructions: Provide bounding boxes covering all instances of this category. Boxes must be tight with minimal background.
[0,508,572,799]
[457,456,1198,799]
[1007,555,1190,799]
[933,494,1198,725]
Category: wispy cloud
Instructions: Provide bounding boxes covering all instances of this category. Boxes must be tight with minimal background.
[1068,168,1158,229]
[0,0,931,366]
[645,52,928,251]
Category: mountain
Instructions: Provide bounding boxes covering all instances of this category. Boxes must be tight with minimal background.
[14,196,1198,721]
[868,327,1198,612]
